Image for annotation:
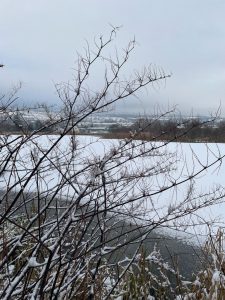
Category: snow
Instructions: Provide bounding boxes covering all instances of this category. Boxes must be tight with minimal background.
[2,134,225,244]
[78,136,225,243]
[28,257,40,268]
[212,270,221,283]
[8,265,15,275]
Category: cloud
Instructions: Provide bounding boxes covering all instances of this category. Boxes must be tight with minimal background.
[1,0,225,115]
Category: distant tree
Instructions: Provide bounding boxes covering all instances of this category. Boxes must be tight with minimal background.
[12,108,23,130]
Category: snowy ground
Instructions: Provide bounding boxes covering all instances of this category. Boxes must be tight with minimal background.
[1,134,225,245]
[80,136,225,244]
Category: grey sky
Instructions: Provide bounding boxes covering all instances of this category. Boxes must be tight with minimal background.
[1,0,225,115]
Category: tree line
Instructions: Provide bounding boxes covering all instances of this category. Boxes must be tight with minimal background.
[107,116,225,142]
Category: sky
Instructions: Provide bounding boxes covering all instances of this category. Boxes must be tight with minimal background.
[1,0,225,116]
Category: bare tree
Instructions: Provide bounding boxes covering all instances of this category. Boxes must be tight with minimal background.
[0,28,225,299]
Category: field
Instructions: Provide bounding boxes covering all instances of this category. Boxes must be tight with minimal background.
[2,134,225,245]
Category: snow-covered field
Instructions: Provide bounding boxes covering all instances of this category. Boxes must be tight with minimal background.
[1,134,225,244]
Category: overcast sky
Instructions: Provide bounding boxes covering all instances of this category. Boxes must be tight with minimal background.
[1,0,225,115]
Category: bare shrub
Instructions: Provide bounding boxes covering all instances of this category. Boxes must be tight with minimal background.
[0,28,225,299]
